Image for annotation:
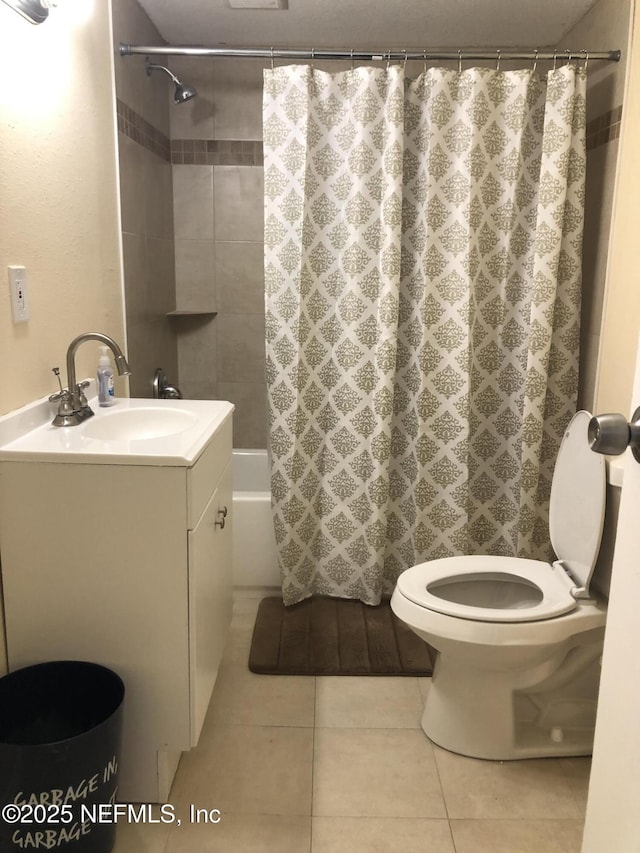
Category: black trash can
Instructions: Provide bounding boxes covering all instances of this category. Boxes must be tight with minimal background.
[0,661,125,853]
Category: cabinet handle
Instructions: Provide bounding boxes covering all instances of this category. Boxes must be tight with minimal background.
[214,506,228,529]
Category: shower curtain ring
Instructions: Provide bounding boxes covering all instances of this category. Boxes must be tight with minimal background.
[270,46,274,70]
[495,49,501,71]
[423,49,428,73]
[351,48,354,71]
[311,47,315,69]
[583,49,590,72]
[566,48,572,66]
[458,49,462,73]
[553,50,558,71]
[386,50,391,69]
[532,49,538,73]
[403,49,408,70]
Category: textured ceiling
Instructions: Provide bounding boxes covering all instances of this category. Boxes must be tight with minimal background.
[135,0,600,50]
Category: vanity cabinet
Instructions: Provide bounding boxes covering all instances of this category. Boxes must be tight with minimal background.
[188,460,232,744]
[0,408,233,803]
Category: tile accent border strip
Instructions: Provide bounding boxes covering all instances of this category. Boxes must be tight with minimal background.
[118,96,620,161]
[116,98,171,162]
[171,139,264,166]
[116,100,263,166]
[586,105,622,151]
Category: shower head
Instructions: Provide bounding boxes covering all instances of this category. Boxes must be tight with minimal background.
[174,81,198,104]
[145,59,197,105]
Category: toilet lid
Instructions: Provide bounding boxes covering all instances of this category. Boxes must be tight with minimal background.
[549,410,606,593]
[396,555,577,622]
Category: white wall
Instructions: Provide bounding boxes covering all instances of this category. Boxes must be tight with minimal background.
[595,0,640,415]
[0,0,126,416]
[0,0,126,674]
[561,0,631,411]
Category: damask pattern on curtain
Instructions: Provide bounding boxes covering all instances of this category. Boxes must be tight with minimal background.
[263,64,586,606]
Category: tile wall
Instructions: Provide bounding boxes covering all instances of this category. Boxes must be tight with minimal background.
[169,58,267,446]
[112,0,179,398]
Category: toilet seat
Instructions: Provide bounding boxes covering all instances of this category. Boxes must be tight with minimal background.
[396,411,606,624]
[396,555,578,623]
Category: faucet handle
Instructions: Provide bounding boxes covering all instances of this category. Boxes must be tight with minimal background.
[49,368,69,403]
[76,380,91,404]
[75,381,94,419]
[51,366,64,393]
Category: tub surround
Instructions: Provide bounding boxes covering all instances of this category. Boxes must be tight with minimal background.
[232,449,280,588]
[586,105,623,150]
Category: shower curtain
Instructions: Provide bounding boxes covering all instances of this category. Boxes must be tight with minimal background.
[263,63,586,606]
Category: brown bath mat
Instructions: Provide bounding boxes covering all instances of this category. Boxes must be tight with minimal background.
[249,596,435,676]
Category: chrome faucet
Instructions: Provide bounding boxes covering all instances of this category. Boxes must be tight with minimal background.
[50,332,131,427]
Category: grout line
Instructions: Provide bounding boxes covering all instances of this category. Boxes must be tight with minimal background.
[310,674,316,852]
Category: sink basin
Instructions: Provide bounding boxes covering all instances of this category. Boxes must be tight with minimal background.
[0,392,234,466]
[81,407,198,441]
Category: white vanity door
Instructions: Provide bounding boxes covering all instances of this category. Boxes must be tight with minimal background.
[187,462,233,746]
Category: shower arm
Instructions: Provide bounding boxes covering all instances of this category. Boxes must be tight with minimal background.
[145,60,181,85]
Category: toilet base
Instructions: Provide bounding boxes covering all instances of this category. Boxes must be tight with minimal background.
[422,644,602,760]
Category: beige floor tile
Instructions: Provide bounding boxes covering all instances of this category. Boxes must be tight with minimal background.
[164,813,311,852]
[312,816,455,852]
[417,677,430,703]
[230,595,262,631]
[201,665,315,729]
[435,747,586,819]
[113,812,171,853]
[450,818,585,853]
[170,725,313,816]
[315,676,423,729]
[556,756,592,813]
[313,728,446,818]
[220,624,254,667]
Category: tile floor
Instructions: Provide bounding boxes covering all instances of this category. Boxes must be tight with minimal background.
[114,595,591,852]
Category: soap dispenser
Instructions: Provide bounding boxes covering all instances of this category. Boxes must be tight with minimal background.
[97,346,116,406]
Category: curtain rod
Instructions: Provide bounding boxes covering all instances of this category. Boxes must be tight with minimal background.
[119,44,621,63]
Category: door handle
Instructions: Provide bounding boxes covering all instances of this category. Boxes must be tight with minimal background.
[588,407,640,462]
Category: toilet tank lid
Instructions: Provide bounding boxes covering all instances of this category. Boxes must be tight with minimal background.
[549,411,606,593]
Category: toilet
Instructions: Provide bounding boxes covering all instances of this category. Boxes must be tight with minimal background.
[391,410,608,760]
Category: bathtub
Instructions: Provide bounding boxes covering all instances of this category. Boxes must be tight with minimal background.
[232,449,281,588]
